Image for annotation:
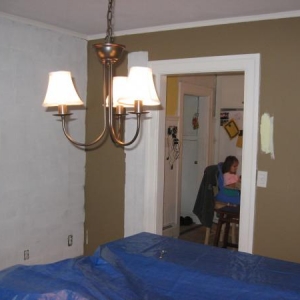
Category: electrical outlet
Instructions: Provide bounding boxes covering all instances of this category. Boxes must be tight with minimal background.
[24,250,29,260]
[68,235,73,247]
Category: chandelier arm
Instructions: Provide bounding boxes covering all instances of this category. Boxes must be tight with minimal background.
[61,116,107,147]
[105,60,142,146]
[55,63,109,148]
[110,114,142,146]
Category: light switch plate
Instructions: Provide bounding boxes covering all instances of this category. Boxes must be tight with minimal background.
[257,170,268,188]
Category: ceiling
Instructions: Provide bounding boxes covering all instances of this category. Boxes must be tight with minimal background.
[0,0,300,38]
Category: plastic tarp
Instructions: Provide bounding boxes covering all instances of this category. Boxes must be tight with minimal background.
[0,232,300,299]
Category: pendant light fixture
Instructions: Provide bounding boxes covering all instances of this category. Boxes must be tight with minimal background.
[43,0,160,149]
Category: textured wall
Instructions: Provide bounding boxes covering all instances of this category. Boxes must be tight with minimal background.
[0,16,87,270]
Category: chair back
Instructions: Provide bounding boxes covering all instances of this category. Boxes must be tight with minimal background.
[215,163,240,205]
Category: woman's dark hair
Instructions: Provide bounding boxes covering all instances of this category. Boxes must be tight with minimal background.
[222,156,239,173]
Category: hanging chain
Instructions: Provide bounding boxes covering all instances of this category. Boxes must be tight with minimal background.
[105,0,114,43]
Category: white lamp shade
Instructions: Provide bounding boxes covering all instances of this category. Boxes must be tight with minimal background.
[43,71,84,107]
[117,67,160,106]
[106,76,132,107]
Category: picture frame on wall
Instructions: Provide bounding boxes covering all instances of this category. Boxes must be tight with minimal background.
[223,118,239,139]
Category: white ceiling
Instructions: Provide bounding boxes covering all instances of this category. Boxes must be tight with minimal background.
[0,0,300,38]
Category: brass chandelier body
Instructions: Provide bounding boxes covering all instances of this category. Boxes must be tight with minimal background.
[45,0,157,149]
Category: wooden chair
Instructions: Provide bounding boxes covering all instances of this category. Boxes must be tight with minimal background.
[194,163,240,246]
[204,200,227,245]
[213,205,240,248]
[203,163,240,246]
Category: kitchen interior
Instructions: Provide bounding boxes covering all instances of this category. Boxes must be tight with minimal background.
[163,73,244,245]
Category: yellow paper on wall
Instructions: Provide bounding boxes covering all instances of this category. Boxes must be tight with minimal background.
[236,130,243,148]
[223,119,239,139]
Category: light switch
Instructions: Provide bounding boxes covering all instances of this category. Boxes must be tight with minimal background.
[257,170,268,188]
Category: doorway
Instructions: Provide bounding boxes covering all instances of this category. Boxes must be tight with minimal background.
[163,80,214,238]
[163,75,244,243]
[124,54,260,254]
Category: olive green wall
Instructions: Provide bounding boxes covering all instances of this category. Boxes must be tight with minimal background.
[84,42,127,254]
[86,17,300,263]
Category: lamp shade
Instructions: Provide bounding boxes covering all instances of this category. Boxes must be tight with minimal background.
[43,71,84,107]
[117,67,160,106]
[106,76,132,107]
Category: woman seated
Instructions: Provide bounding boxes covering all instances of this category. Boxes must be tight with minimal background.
[222,156,241,189]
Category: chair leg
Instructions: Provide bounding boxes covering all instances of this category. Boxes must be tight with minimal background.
[220,224,225,243]
[222,222,231,248]
[231,223,237,244]
[214,207,240,249]
[214,214,224,247]
[204,227,211,245]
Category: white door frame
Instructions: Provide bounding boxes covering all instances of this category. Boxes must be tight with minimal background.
[124,54,260,254]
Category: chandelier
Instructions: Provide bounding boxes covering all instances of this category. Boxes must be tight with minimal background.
[42,0,160,149]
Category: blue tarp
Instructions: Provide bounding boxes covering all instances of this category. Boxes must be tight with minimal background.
[0,232,300,299]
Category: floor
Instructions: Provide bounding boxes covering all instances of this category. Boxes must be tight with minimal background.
[178,223,238,249]
[179,223,214,245]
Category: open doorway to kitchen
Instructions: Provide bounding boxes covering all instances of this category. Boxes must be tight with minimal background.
[162,74,244,246]
[124,54,260,254]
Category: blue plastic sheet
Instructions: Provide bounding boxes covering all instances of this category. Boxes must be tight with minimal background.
[0,232,300,299]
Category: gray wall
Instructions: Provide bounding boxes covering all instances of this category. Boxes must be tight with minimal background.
[0,16,87,270]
